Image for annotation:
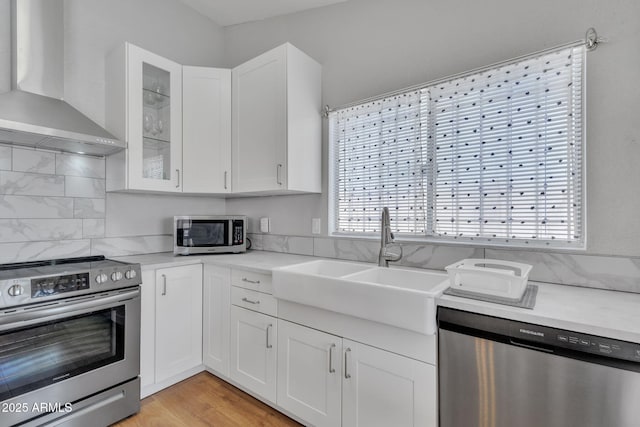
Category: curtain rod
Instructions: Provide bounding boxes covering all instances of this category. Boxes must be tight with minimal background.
[323,27,604,117]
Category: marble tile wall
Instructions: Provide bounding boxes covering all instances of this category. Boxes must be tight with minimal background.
[248,233,640,293]
[0,146,169,262]
[248,233,484,271]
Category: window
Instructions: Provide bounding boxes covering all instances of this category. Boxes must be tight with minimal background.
[329,45,585,247]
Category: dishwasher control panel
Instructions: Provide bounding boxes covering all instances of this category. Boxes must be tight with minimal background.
[553,331,640,361]
[510,320,640,363]
[439,307,640,365]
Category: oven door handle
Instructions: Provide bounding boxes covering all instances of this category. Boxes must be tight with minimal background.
[0,288,140,331]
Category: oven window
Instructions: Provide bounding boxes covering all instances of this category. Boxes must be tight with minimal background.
[0,307,125,401]
[176,220,228,247]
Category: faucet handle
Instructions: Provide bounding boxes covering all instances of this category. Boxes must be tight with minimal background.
[384,244,403,262]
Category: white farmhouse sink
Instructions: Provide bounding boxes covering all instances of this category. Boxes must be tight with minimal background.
[272,259,449,335]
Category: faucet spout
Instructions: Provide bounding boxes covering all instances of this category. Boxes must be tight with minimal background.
[378,207,402,267]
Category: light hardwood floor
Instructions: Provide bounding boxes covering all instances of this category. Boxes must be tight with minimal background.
[113,372,301,427]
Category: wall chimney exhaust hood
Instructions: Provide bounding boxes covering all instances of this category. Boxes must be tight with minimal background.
[0,0,124,156]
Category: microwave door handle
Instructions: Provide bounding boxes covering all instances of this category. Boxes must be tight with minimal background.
[0,288,140,331]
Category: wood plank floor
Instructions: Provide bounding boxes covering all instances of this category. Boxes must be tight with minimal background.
[113,372,301,427]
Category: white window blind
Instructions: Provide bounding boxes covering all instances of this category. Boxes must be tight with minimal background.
[330,45,585,247]
[329,91,428,234]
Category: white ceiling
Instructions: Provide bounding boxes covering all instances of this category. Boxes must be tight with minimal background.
[179,0,349,27]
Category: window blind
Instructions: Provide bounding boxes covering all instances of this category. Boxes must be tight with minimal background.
[330,45,585,247]
[329,91,428,234]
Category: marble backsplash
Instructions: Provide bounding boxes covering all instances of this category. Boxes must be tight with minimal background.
[247,233,640,293]
[0,145,170,263]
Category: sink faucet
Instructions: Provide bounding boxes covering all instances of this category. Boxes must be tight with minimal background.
[378,207,402,267]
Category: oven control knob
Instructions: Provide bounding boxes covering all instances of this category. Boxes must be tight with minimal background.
[95,273,108,284]
[125,269,137,280]
[111,271,123,282]
[8,284,23,297]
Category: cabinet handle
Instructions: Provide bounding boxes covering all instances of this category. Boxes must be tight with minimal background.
[161,274,167,296]
[241,277,260,284]
[176,169,180,188]
[344,347,351,379]
[329,343,336,373]
[266,324,273,349]
[276,164,283,186]
[224,171,228,190]
[241,297,260,305]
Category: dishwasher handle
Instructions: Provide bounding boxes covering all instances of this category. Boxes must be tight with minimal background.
[509,338,554,354]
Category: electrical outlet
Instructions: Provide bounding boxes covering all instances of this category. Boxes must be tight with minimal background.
[260,217,271,233]
[312,218,321,234]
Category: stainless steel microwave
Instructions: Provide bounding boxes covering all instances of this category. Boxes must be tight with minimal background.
[174,215,247,255]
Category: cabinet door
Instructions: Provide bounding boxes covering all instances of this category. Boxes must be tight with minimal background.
[229,306,277,403]
[232,45,287,192]
[139,270,156,394]
[277,320,342,427]
[127,44,183,192]
[203,265,230,377]
[183,66,231,193]
[342,340,437,427]
[155,264,203,383]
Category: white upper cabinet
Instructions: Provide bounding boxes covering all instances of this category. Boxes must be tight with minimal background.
[106,43,183,193]
[106,44,232,194]
[232,43,322,194]
[183,66,232,193]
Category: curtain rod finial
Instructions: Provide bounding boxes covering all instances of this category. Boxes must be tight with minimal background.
[585,27,604,51]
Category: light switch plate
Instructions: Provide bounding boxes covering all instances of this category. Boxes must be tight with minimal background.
[260,217,271,233]
[312,218,321,234]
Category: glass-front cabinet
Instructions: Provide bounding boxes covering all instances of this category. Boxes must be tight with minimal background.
[106,43,183,192]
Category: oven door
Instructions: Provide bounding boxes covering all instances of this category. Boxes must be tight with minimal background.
[0,287,140,427]
[175,218,229,248]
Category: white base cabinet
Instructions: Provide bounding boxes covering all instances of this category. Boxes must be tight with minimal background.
[203,265,231,377]
[139,270,156,391]
[139,264,203,397]
[342,339,437,427]
[142,263,436,427]
[229,305,278,403]
[277,320,343,427]
[277,320,437,427]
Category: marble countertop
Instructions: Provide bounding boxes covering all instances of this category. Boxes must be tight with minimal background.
[113,250,316,274]
[114,250,640,343]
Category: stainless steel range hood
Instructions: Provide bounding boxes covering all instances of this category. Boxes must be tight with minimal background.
[0,0,124,156]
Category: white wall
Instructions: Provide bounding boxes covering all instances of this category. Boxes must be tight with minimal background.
[223,0,640,257]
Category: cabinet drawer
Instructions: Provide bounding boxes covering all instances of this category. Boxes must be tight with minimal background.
[231,286,277,317]
[231,269,273,293]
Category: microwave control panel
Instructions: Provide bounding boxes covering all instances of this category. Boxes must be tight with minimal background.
[232,220,244,245]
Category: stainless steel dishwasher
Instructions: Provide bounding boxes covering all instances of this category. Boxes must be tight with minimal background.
[438,307,640,427]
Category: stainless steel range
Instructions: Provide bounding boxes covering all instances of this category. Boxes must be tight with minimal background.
[0,256,142,427]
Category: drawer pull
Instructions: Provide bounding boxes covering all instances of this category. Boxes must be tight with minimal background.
[266,324,273,349]
[241,297,260,305]
[242,277,261,284]
[344,347,351,379]
[329,343,336,373]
